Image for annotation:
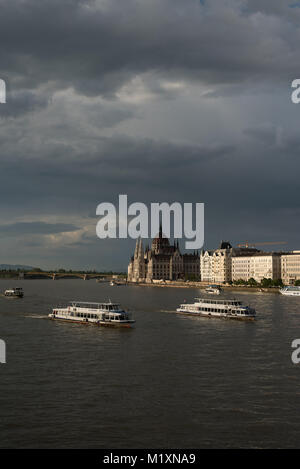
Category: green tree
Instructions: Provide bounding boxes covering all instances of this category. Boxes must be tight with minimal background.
[233,279,246,285]
[261,278,273,288]
[272,278,283,287]
[248,277,257,286]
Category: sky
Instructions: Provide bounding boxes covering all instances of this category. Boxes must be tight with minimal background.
[0,0,300,270]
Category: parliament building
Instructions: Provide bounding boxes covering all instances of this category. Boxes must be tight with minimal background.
[127,226,200,283]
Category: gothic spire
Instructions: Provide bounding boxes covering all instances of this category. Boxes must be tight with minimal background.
[134,239,139,259]
[138,238,144,257]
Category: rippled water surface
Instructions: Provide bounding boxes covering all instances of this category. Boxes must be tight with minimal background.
[0,279,300,448]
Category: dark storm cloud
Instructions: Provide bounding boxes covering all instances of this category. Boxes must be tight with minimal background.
[243,124,278,145]
[244,0,300,18]
[0,90,49,118]
[0,222,79,236]
[1,0,300,98]
[0,131,298,214]
[0,136,229,207]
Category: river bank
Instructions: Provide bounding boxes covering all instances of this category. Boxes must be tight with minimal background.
[127,281,281,294]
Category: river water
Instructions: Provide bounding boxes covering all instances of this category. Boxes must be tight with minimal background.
[0,279,300,448]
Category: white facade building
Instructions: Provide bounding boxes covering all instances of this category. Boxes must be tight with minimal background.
[200,243,232,283]
[200,241,238,283]
[281,251,300,285]
[201,241,258,284]
[231,253,282,283]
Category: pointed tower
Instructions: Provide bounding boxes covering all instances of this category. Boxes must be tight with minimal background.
[159,222,162,239]
[137,238,145,281]
[134,239,139,259]
[138,238,144,257]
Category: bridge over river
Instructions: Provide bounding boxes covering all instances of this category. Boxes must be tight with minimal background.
[22,272,120,281]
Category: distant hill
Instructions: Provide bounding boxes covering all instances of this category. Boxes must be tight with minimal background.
[0,264,35,271]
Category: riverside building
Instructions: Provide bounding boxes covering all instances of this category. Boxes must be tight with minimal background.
[200,241,258,284]
[127,226,200,283]
[281,252,300,285]
[231,252,282,283]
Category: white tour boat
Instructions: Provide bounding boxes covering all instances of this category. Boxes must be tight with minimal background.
[49,301,135,327]
[176,298,256,321]
[280,286,300,296]
[4,287,24,298]
[205,285,221,295]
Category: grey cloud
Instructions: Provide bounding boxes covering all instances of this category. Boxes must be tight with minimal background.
[243,124,279,145]
[244,0,300,18]
[0,90,49,118]
[0,129,298,213]
[0,222,80,236]
[1,0,300,99]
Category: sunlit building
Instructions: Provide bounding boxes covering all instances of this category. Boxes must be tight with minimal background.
[128,226,200,282]
[231,252,282,283]
[281,251,300,285]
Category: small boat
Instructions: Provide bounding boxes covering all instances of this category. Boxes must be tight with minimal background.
[110,280,123,286]
[280,286,300,296]
[96,278,109,283]
[49,301,135,328]
[205,285,221,295]
[176,297,256,321]
[4,287,24,298]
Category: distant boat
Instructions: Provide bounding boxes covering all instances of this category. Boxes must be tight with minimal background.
[4,287,24,298]
[176,297,256,321]
[49,301,135,328]
[96,278,109,283]
[110,280,126,286]
[280,286,300,296]
[205,285,222,295]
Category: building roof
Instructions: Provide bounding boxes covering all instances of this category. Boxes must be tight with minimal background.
[233,251,283,258]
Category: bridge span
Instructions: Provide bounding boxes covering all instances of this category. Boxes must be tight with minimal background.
[23,272,118,281]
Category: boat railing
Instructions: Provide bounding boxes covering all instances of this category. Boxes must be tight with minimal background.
[195,297,242,305]
[70,301,121,310]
